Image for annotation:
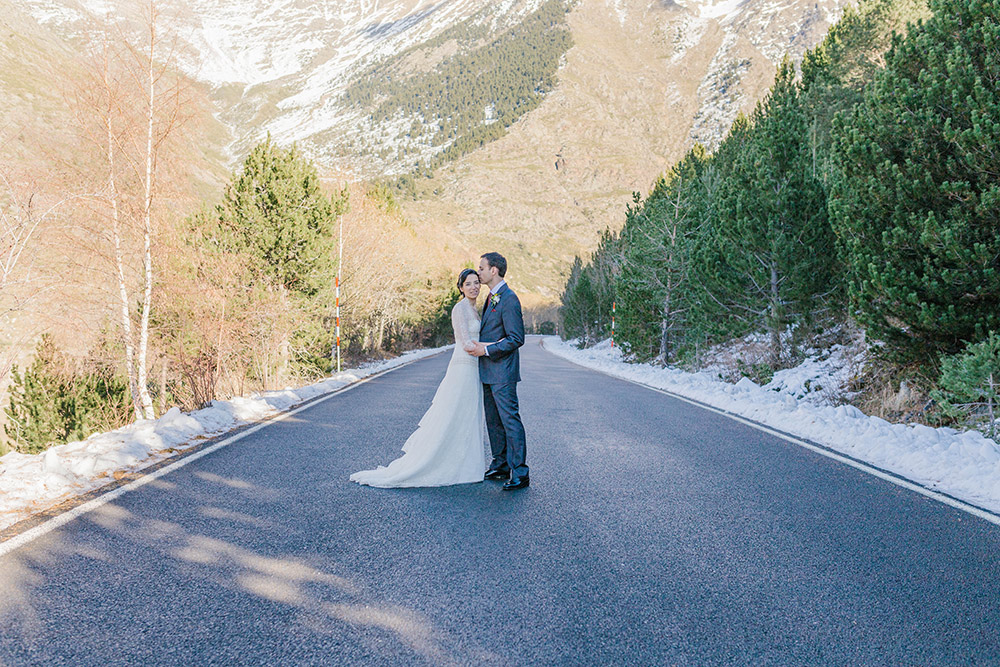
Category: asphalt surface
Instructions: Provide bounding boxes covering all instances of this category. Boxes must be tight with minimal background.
[1,338,999,665]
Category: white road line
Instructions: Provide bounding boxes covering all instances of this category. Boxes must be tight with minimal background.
[542,342,1000,528]
[0,354,438,558]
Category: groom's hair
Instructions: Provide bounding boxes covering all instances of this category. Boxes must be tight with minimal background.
[481,252,507,278]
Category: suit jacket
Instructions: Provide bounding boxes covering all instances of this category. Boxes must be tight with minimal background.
[479,282,525,384]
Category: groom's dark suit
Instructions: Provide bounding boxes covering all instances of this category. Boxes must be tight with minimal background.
[479,282,528,481]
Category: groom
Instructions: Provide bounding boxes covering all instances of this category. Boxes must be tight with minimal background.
[471,252,529,490]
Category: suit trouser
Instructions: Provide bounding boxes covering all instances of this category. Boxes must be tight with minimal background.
[483,381,528,479]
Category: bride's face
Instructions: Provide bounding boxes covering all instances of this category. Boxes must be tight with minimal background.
[461,273,481,300]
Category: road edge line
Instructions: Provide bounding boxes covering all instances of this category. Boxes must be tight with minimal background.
[0,351,444,557]
[540,340,1000,528]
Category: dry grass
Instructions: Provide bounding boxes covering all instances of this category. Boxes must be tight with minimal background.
[848,358,937,425]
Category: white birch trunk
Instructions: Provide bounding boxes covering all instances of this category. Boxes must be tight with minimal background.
[103,36,143,422]
[136,1,156,419]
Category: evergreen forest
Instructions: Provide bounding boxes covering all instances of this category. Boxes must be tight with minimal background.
[560,0,1000,436]
[341,0,573,195]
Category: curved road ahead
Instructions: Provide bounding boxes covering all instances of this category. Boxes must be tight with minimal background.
[1,339,999,665]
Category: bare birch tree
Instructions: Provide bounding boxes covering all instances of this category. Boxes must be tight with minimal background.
[0,167,99,389]
[338,186,424,356]
[81,1,185,420]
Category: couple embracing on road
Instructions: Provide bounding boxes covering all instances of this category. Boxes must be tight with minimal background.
[350,252,529,491]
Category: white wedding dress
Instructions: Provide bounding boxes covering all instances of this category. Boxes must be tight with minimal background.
[350,298,487,487]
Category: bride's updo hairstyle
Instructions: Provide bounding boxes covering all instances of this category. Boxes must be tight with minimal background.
[457,268,478,290]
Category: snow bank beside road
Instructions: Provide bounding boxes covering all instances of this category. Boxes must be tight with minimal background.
[542,337,1000,517]
[0,347,447,531]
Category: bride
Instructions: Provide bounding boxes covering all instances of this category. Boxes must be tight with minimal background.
[350,269,488,488]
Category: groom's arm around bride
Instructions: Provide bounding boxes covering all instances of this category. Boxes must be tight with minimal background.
[474,252,529,490]
[471,285,524,369]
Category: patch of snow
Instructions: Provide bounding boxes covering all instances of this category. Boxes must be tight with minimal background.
[78,0,114,16]
[674,0,746,21]
[696,0,747,20]
[764,343,861,405]
[0,346,449,531]
[607,0,627,26]
[542,337,1000,516]
[688,32,748,150]
[669,14,709,63]
[17,0,86,25]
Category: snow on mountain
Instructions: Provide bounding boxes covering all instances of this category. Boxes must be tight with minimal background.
[12,0,547,167]
[683,0,847,148]
[681,0,748,20]
[9,0,852,307]
[15,0,848,170]
[173,0,500,88]
[20,0,492,87]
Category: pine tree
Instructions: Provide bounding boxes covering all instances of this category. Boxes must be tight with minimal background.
[932,332,1000,439]
[4,336,132,453]
[4,336,65,453]
[799,0,931,186]
[614,194,664,359]
[211,136,338,298]
[616,146,710,363]
[829,0,1000,363]
[587,228,622,343]
[560,250,617,346]
[686,116,749,352]
[559,256,592,342]
[707,60,835,366]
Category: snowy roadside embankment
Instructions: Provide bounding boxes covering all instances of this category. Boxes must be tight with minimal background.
[542,337,1000,515]
[0,346,448,532]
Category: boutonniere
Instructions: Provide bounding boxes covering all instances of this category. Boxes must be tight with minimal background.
[489,293,501,309]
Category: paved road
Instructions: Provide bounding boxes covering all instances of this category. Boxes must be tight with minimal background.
[1,338,999,665]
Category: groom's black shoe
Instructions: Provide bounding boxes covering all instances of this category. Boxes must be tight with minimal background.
[484,468,510,481]
[502,475,529,491]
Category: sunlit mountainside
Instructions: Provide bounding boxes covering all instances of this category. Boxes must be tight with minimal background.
[8,0,852,318]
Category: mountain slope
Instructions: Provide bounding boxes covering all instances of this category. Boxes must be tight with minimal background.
[9,0,853,320]
[400,0,851,319]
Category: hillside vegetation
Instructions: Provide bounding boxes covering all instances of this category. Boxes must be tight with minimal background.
[561,0,1000,438]
[0,5,465,454]
[562,0,1000,435]
[341,0,573,194]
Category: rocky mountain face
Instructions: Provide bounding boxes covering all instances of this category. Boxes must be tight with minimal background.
[7,0,853,318]
[398,0,852,317]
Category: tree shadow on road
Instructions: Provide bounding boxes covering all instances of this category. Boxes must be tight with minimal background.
[0,472,504,665]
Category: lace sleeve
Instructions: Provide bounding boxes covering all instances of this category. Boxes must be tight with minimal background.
[452,302,475,352]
